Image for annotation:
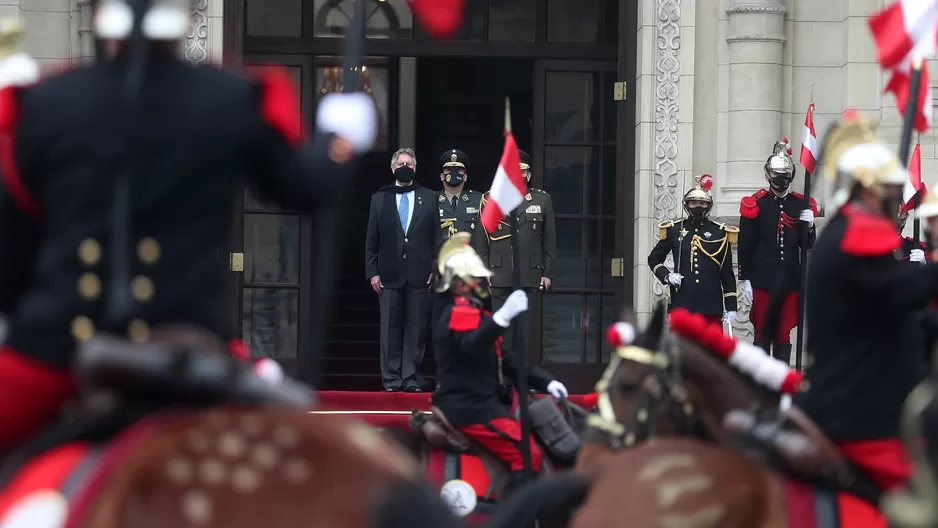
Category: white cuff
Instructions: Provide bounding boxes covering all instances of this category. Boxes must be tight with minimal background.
[492,312,510,328]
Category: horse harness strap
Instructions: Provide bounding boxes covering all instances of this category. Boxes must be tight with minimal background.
[589,345,698,450]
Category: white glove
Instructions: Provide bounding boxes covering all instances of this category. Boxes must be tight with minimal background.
[546,380,568,399]
[799,209,815,227]
[740,280,753,304]
[911,249,926,264]
[252,358,285,385]
[492,290,528,328]
[724,311,737,324]
[0,53,38,88]
[667,273,683,286]
[315,92,378,153]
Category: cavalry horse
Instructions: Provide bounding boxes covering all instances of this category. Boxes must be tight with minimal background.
[0,329,459,528]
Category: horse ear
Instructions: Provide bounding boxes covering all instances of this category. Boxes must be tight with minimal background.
[617,304,638,327]
[635,303,667,350]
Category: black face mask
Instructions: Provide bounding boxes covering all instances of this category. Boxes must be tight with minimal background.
[768,173,793,192]
[443,171,464,187]
[687,206,708,220]
[395,166,415,183]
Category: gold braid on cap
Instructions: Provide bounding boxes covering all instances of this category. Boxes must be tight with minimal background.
[820,113,898,190]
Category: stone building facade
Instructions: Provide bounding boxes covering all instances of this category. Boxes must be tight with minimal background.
[7,0,928,345]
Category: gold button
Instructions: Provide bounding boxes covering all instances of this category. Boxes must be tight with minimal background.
[78,239,101,266]
[128,319,151,342]
[131,276,155,302]
[78,273,101,300]
[71,316,94,342]
[695,279,700,283]
[137,237,161,265]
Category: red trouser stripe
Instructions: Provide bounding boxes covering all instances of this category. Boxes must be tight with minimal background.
[458,417,543,472]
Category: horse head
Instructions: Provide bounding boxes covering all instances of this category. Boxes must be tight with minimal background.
[585,305,798,454]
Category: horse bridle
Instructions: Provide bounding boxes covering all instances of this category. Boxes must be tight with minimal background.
[588,343,698,450]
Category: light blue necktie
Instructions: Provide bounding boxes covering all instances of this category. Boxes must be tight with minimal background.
[398,192,409,231]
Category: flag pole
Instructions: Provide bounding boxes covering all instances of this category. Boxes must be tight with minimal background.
[914,131,923,243]
[505,97,534,482]
[795,95,814,370]
[900,59,924,179]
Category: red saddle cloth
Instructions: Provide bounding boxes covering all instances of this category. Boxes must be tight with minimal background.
[784,479,886,528]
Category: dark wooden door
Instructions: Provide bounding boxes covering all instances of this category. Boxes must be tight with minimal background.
[530,59,619,392]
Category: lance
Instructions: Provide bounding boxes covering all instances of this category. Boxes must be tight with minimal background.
[899,60,925,245]
[794,87,814,371]
[305,0,368,387]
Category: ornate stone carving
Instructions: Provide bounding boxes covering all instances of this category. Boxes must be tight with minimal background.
[651,0,682,303]
[725,4,788,15]
[186,0,209,66]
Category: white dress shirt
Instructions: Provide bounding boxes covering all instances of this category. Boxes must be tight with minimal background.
[395,182,415,233]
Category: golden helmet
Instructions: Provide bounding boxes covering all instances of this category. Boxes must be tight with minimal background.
[765,138,795,175]
[0,18,24,62]
[682,174,714,217]
[436,232,492,293]
[820,110,907,209]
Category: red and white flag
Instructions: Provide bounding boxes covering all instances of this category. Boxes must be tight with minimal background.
[481,133,527,234]
[902,141,928,213]
[870,0,938,132]
[799,102,818,174]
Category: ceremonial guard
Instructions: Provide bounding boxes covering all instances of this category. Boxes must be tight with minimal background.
[648,174,738,325]
[438,149,482,240]
[431,233,567,494]
[472,150,555,359]
[0,2,376,453]
[798,111,938,491]
[738,138,817,364]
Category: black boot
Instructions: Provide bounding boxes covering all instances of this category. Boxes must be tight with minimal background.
[773,343,792,366]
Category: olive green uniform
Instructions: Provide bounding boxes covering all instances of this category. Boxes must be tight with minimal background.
[439,189,483,241]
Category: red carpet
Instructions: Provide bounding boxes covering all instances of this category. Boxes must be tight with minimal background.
[313,391,594,429]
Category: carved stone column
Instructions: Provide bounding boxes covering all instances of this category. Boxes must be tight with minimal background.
[723,2,787,200]
[186,0,209,66]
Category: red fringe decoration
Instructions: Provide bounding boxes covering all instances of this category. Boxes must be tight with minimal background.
[840,205,900,257]
[449,305,481,331]
[700,174,713,192]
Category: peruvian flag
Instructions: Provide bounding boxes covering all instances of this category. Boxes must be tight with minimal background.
[902,141,928,213]
[799,102,818,174]
[481,133,526,234]
[870,0,938,132]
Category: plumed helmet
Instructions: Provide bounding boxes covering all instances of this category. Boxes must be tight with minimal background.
[820,110,907,209]
[765,137,795,175]
[683,174,714,216]
[436,232,492,293]
[94,0,191,41]
[0,18,38,89]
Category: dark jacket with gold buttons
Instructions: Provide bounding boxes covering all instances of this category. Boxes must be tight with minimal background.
[647,218,738,317]
[472,188,556,288]
[738,189,817,292]
[438,189,482,240]
[0,54,344,370]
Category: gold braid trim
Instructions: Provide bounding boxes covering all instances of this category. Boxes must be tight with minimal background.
[719,223,740,244]
[440,218,457,237]
[690,235,729,267]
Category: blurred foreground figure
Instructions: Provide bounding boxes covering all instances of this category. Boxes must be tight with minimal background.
[0,0,377,454]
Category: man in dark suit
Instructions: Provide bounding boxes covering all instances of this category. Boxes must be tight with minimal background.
[365,148,441,392]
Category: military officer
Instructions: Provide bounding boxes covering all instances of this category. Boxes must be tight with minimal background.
[438,149,483,240]
[738,137,817,364]
[472,149,555,361]
[648,174,738,325]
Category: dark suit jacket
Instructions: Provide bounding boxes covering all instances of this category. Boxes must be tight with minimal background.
[365,185,440,288]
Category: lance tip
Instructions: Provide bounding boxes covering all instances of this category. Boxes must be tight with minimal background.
[504,97,512,133]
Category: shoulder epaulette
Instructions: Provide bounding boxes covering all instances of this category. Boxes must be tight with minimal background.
[739,189,768,219]
[718,223,740,244]
[790,192,820,216]
[841,209,901,257]
[448,305,482,332]
[658,220,674,240]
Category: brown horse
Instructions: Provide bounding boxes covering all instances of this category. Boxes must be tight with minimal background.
[0,330,460,528]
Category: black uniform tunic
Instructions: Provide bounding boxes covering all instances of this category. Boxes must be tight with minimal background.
[738,189,816,292]
[0,52,347,370]
[647,218,738,317]
[431,294,554,427]
[798,204,938,441]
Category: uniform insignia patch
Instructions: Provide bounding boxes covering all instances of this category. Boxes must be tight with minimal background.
[462,194,468,201]
[704,231,711,238]
[466,207,478,213]
[445,174,452,183]
[525,193,532,201]
[451,152,458,162]
[439,194,445,202]
[497,224,503,231]
[680,229,688,239]
[439,209,444,216]
[525,205,541,214]
[440,479,477,517]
